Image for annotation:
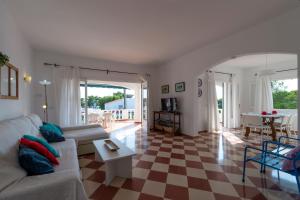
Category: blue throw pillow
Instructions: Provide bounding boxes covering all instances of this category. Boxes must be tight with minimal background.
[23,135,59,157]
[40,124,65,143]
[18,145,54,176]
[43,122,64,135]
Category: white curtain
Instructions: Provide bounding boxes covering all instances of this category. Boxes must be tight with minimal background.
[231,75,240,128]
[53,67,81,126]
[207,72,219,132]
[254,75,273,113]
[223,81,232,128]
[223,75,240,128]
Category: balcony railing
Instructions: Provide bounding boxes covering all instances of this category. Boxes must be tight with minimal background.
[81,108,135,124]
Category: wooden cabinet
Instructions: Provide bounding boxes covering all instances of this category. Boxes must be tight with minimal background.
[153,111,181,135]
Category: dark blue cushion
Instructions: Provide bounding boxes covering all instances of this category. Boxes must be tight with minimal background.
[40,123,65,143]
[18,145,54,176]
[43,122,64,135]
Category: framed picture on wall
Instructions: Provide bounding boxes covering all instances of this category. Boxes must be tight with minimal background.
[161,85,169,94]
[175,82,185,92]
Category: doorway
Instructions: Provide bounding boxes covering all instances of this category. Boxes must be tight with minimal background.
[80,80,142,132]
[216,81,224,126]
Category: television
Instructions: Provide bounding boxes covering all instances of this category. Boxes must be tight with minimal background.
[161,98,177,112]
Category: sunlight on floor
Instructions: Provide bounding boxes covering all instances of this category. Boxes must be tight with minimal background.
[222,131,245,145]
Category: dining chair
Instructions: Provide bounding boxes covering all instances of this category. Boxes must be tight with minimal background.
[274,114,294,137]
[103,112,114,128]
[243,115,271,141]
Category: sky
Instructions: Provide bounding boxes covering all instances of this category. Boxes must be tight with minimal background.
[80,87,135,98]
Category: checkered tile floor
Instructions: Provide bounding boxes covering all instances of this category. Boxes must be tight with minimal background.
[79,125,300,200]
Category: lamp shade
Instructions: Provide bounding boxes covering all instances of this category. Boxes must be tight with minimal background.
[39,80,51,85]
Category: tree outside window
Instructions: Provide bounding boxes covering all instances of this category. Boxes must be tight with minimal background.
[271,79,298,109]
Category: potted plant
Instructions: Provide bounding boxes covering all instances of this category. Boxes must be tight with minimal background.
[0,52,9,67]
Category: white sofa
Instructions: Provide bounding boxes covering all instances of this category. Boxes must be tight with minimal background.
[0,114,108,200]
[62,124,109,155]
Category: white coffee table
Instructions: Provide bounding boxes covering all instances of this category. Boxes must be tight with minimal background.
[93,138,136,185]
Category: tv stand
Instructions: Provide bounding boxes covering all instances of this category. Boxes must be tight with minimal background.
[153,111,181,136]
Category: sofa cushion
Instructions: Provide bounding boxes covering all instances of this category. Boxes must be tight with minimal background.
[64,126,108,145]
[26,114,43,130]
[8,116,40,137]
[0,121,23,165]
[0,159,26,193]
[23,135,59,157]
[18,145,54,176]
[20,138,59,165]
[51,139,80,175]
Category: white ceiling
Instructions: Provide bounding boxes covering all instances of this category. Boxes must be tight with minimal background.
[214,53,298,70]
[4,0,300,65]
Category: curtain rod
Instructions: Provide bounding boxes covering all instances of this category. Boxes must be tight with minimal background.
[207,70,232,76]
[43,62,150,77]
[276,68,297,73]
[254,68,297,76]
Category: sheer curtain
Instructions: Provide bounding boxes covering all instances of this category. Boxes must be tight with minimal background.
[231,75,240,128]
[224,75,240,128]
[254,75,273,113]
[53,67,81,126]
[207,72,219,132]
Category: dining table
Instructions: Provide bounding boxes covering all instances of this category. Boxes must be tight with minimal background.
[243,113,287,141]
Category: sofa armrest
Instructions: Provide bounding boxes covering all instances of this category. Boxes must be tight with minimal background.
[0,170,88,200]
[61,124,102,132]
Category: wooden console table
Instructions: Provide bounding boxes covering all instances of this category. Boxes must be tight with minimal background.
[153,111,181,135]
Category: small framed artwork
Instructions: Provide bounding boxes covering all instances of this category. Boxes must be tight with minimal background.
[175,82,185,92]
[161,85,169,94]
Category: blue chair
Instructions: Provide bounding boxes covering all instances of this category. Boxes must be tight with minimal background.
[242,136,300,193]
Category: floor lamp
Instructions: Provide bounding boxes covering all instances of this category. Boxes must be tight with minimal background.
[39,80,51,122]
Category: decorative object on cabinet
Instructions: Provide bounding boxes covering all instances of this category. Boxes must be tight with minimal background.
[161,85,169,94]
[175,82,185,92]
[153,111,181,136]
[0,62,19,100]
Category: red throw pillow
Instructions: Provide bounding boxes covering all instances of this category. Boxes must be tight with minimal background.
[20,138,59,165]
[272,110,278,115]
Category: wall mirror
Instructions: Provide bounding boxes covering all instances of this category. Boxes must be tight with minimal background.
[0,63,19,99]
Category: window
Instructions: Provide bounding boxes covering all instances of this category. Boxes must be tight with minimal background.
[271,79,298,109]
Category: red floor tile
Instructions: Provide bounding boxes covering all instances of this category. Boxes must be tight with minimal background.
[154,156,170,164]
[164,184,189,200]
[186,160,203,169]
[205,171,229,182]
[139,193,164,200]
[136,160,153,169]
[233,184,267,199]
[187,176,212,191]
[147,170,168,182]
[87,171,106,183]
[168,165,187,175]
[122,178,145,192]
[171,153,185,159]
[90,184,118,200]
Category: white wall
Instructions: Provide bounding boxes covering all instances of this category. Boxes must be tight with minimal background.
[0,1,33,120]
[156,7,300,136]
[32,50,158,123]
